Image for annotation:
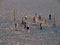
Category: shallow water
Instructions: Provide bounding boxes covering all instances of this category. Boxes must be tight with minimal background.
[0,0,60,45]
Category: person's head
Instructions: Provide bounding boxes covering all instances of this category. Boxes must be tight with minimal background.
[49,14,51,16]
[25,16,28,18]
[39,15,41,19]
[25,16,28,20]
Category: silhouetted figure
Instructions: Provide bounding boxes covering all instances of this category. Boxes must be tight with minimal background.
[33,16,36,23]
[15,23,18,31]
[49,14,51,20]
[40,23,42,30]
[39,15,41,20]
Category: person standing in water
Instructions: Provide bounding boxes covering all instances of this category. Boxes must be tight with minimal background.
[24,16,28,29]
[21,16,30,33]
[21,17,27,29]
[33,13,38,23]
[25,16,28,20]
[39,15,41,20]
[49,14,51,20]
[15,23,18,31]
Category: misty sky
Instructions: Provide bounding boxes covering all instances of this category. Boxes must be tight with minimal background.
[0,0,60,17]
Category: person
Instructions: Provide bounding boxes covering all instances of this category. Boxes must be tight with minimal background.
[15,23,18,31]
[33,13,38,23]
[25,16,28,20]
[21,16,28,29]
[39,15,41,20]
[49,14,51,20]
[40,23,42,30]
[33,16,36,23]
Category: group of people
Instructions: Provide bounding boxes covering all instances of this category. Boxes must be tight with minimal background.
[14,13,52,31]
[21,13,42,30]
[21,16,29,30]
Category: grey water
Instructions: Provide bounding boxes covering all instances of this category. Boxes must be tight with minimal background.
[0,0,60,45]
